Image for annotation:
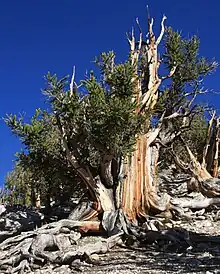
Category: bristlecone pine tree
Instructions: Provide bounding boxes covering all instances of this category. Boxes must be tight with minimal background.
[6,13,219,233]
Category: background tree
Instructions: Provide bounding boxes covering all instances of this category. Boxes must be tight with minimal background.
[159,112,209,170]
[4,164,32,205]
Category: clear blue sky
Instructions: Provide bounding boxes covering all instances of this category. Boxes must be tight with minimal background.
[0,0,220,185]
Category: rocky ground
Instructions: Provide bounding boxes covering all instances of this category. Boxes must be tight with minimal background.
[24,217,220,274]
[2,171,220,273]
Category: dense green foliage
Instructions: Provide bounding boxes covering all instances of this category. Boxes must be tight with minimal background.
[5,53,145,206]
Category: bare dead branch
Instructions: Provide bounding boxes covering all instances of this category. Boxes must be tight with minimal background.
[177,136,212,182]
[163,108,192,120]
[169,143,190,172]
[188,93,197,110]
[161,64,177,80]
[136,17,142,35]
[136,18,143,51]
[127,28,135,51]
[149,18,154,38]
[70,66,76,96]
[202,110,216,168]
[146,5,154,40]
[213,118,220,177]
[184,88,209,98]
[140,80,162,112]
[146,112,166,144]
[156,15,167,45]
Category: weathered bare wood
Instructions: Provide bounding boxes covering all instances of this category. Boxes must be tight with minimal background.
[202,110,216,169]
[100,155,114,187]
[172,195,220,209]
[213,118,220,177]
[0,216,123,273]
[11,259,31,273]
[70,66,76,96]
[199,178,220,197]
[121,12,179,221]
[39,219,101,235]
[0,231,37,250]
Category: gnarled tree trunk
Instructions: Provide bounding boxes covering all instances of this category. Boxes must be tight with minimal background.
[65,15,175,228]
[120,15,175,221]
[122,133,161,220]
[58,13,219,232]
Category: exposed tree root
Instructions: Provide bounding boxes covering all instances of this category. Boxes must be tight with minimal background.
[2,171,220,273]
[1,194,220,273]
[0,218,123,273]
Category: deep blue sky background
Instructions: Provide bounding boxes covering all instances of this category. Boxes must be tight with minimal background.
[0,0,220,185]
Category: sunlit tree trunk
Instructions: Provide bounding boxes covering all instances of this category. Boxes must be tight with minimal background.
[121,136,160,220]
[119,15,173,221]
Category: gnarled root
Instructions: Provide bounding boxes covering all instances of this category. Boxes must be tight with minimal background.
[0,219,122,273]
